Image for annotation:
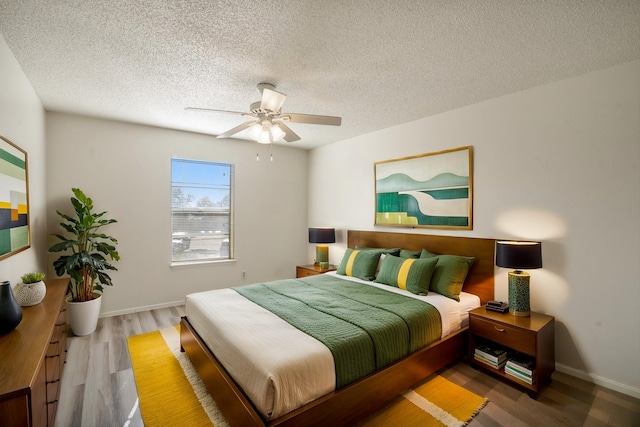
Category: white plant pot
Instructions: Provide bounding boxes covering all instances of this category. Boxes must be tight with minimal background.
[67,293,102,336]
[14,281,47,306]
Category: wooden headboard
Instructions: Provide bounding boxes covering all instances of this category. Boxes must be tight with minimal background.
[347,230,495,304]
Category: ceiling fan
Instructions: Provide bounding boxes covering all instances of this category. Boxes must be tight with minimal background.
[185,83,342,144]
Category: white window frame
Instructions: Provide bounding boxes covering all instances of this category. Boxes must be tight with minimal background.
[171,158,234,265]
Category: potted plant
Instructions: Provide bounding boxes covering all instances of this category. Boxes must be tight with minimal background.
[48,188,119,336]
[14,272,47,306]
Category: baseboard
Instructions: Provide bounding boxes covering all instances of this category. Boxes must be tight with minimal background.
[99,300,185,318]
[556,363,640,399]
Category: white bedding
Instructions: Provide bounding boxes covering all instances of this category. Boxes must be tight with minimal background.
[184,273,480,420]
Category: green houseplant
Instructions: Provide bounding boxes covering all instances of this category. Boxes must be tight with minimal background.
[48,188,119,335]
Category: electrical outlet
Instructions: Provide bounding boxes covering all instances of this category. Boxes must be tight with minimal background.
[242,271,246,279]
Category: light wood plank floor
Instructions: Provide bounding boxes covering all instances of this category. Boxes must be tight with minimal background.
[56,307,640,426]
[56,306,186,427]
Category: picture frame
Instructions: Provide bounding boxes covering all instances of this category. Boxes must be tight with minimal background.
[0,135,30,260]
[374,146,473,230]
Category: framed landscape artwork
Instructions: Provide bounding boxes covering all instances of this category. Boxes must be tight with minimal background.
[0,135,30,260]
[374,146,473,230]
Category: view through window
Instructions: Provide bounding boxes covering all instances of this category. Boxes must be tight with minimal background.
[171,158,233,263]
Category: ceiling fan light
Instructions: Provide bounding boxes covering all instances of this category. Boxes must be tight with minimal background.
[258,122,272,144]
[249,122,272,143]
[249,119,285,144]
[248,122,263,140]
[270,124,286,142]
[257,130,271,144]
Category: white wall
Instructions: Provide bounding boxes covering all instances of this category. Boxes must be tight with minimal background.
[45,113,309,314]
[0,35,48,285]
[308,60,640,397]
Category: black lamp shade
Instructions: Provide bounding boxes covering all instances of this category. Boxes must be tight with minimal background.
[308,228,336,244]
[496,241,542,269]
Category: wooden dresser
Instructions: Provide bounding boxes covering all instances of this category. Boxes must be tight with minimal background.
[0,278,68,427]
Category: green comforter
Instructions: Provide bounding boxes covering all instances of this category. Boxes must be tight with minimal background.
[234,274,441,388]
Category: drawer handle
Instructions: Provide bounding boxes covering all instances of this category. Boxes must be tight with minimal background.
[46,354,60,359]
[47,399,58,405]
[46,379,60,385]
[494,326,505,332]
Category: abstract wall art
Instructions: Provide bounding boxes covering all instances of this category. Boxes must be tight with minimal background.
[0,135,30,260]
[375,146,473,229]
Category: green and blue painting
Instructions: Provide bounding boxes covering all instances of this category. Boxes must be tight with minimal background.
[375,148,471,228]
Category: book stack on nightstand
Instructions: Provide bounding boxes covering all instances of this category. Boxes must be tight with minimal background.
[505,355,536,384]
[473,343,507,369]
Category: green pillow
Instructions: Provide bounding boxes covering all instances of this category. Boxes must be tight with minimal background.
[375,255,438,295]
[336,248,382,281]
[428,255,475,301]
[399,249,422,259]
[355,246,401,256]
[419,248,438,258]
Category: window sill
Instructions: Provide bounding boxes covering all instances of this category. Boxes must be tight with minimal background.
[170,258,236,268]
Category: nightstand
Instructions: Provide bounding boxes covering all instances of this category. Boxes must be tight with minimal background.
[468,306,555,398]
[296,264,337,278]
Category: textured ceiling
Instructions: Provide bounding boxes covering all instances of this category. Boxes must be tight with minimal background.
[1,1,639,149]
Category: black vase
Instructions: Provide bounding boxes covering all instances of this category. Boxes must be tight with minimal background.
[0,280,23,334]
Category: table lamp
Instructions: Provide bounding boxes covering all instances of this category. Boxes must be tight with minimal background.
[496,240,542,317]
[308,228,335,267]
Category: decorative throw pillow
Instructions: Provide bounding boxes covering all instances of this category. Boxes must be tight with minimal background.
[427,254,475,301]
[355,246,401,256]
[336,248,382,281]
[375,255,438,295]
[355,246,401,274]
[399,249,422,259]
[419,248,438,258]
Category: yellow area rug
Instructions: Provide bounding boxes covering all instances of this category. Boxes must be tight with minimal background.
[128,326,487,427]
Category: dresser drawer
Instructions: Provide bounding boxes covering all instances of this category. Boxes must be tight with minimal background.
[296,267,319,278]
[470,316,535,355]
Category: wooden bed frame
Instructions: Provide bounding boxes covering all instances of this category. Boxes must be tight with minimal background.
[180,230,495,427]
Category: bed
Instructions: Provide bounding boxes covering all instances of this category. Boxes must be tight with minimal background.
[180,230,495,427]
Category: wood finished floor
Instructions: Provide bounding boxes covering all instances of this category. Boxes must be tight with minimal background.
[56,306,640,426]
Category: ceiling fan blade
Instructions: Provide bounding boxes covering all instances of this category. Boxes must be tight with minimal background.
[185,107,248,116]
[281,113,342,126]
[216,120,256,139]
[261,88,287,113]
[276,122,301,143]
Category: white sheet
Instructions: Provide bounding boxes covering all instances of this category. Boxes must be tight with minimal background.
[185,274,480,420]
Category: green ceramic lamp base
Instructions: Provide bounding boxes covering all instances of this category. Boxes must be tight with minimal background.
[314,245,329,266]
[508,270,531,317]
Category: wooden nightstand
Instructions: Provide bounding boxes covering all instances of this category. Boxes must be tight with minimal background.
[296,264,337,278]
[468,306,555,398]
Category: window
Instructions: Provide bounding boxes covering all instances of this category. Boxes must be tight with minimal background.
[171,158,233,263]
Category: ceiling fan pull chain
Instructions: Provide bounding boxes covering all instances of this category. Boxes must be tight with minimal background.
[255,152,273,161]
